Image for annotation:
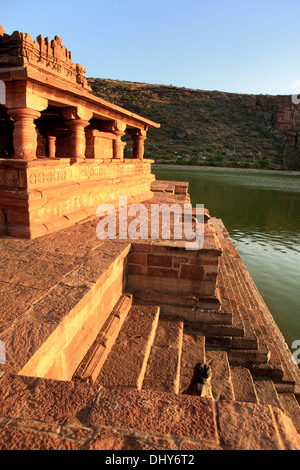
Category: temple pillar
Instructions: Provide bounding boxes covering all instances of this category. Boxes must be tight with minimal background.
[85,128,95,158]
[113,129,126,159]
[48,135,56,158]
[65,118,90,161]
[108,121,126,160]
[37,133,46,158]
[130,130,147,160]
[7,108,41,160]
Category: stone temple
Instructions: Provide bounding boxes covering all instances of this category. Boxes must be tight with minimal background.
[0,26,160,239]
[0,25,299,450]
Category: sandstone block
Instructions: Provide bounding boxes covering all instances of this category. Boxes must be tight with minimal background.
[180,264,204,281]
[91,387,218,443]
[147,266,179,279]
[147,253,173,267]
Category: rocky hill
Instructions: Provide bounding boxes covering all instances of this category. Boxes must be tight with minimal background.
[88,78,300,170]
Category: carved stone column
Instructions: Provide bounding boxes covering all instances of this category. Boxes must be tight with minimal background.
[65,118,90,161]
[111,121,126,159]
[7,108,41,160]
[48,135,56,158]
[130,130,147,160]
[113,129,126,159]
[37,133,46,158]
[85,128,95,158]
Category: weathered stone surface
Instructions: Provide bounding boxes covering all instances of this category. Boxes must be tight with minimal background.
[0,281,45,332]
[230,366,258,403]
[179,331,206,395]
[217,400,300,450]
[0,425,82,450]
[0,319,56,371]
[143,319,183,393]
[86,427,166,450]
[254,377,282,409]
[96,304,160,389]
[180,441,222,450]
[279,393,300,434]
[0,373,98,425]
[206,350,235,401]
[91,387,218,443]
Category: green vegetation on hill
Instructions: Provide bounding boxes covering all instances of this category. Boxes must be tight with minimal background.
[88,78,299,170]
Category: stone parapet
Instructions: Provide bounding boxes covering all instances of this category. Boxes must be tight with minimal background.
[0,28,90,91]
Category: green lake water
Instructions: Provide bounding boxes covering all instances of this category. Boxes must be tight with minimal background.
[152,166,300,353]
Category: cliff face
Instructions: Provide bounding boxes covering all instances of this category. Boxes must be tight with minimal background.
[256,95,300,169]
[88,78,300,170]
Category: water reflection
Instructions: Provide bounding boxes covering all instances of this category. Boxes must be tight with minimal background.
[153,167,300,350]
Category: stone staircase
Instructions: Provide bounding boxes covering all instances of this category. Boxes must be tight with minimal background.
[72,293,300,433]
[74,295,185,394]
[72,218,300,434]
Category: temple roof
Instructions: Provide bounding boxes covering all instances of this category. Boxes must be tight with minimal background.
[0,25,160,130]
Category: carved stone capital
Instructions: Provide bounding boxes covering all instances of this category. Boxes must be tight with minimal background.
[7,108,41,121]
[127,128,147,137]
[65,118,90,131]
[62,106,93,123]
[100,120,126,133]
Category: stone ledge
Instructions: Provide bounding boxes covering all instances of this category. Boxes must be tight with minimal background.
[0,373,299,450]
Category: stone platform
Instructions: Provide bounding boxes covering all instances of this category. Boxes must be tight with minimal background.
[0,180,300,450]
[0,158,155,239]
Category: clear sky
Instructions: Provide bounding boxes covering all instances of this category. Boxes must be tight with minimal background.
[1,0,300,95]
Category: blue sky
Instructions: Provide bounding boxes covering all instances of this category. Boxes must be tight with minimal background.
[1,0,300,95]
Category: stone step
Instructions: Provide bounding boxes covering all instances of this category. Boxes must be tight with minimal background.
[160,303,233,327]
[132,290,222,313]
[218,262,259,351]
[193,305,232,326]
[212,218,299,394]
[278,393,300,434]
[209,226,291,385]
[233,257,298,389]
[232,259,284,364]
[227,348,270,366]
[72,293,133,383]
[142,317,184,394]
[205,349,235,401]
[230,366,258,403]
[185,319,245,339]
[189,320,257,352]
[221,253,286,371]
[95,303,160,389]
[179,330,206,395]
[184,268,245,339]
[249,363,285,383]
[218,256,259,350]
[253,376,283,410]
